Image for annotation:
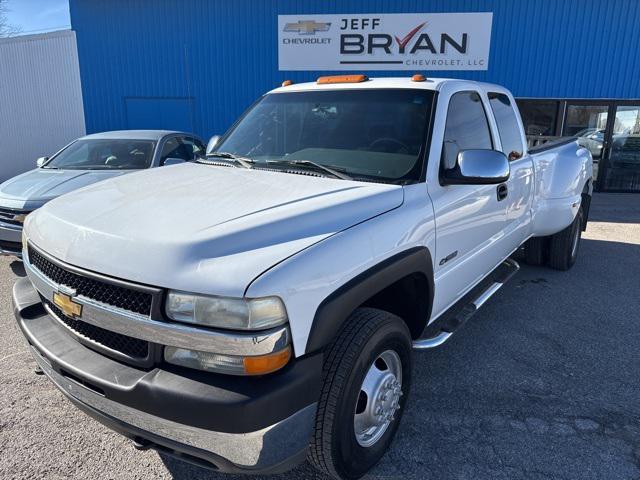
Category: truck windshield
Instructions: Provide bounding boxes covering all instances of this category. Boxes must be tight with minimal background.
[45,139,156,170]
[214,89,434,183]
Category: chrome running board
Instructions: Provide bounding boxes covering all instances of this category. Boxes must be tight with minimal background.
[413,258,520,350]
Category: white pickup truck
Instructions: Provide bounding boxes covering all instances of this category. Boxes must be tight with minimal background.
[13,75,592,479]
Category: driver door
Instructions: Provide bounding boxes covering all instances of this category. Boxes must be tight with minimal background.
[428,90,509,318]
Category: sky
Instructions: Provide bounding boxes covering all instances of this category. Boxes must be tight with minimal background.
[4,0,70,35]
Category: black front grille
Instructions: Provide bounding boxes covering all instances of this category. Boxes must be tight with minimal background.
[28,245,153,316]
[0,207,29,227]
[44,299,149,359]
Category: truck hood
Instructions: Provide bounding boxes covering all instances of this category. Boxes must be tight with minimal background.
[0,168,128,210]
[26,163,404,297]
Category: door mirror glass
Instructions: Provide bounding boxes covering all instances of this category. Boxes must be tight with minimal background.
[162,157,185,167]
[442,149,510,185]
[36,156,49,167]
[206,135,221,155]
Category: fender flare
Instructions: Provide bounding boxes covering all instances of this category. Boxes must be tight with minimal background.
[305,247,434,353]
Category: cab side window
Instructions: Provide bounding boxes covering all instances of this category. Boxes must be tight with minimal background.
[183,137,206,159]
[442,91,493,170]
[160,136,195,165]
[488,92,525,161]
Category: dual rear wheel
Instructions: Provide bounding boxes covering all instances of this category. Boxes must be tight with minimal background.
[524,206,584,271]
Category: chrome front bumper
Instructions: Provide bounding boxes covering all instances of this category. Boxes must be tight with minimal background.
[13,275,321,473]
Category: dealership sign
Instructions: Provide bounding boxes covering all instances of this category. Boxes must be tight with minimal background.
[278,13,493,71]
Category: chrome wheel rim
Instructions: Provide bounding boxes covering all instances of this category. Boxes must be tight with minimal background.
[354,350,403,448]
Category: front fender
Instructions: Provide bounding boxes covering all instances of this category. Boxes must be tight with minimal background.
[305,247,434,353]
[245,184,436,356]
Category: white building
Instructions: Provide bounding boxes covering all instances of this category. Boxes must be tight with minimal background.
[0,30,85,182]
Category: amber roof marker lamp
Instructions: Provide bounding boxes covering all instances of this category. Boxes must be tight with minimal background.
[281,79,294,87]
[317,74,368,84]
[411,74,427,82]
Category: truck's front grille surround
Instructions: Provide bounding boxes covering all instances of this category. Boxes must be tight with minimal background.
[44,298,150,360]
[28,245,153,316]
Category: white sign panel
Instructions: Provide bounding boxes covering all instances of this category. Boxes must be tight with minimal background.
[278,13,493,71]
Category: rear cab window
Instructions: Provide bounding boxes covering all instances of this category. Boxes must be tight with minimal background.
[488,92,525,161]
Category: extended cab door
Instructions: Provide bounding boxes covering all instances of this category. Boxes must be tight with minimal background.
[426,89,510,319]
[487,91,534,253]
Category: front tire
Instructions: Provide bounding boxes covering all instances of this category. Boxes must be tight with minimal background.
[308,308,412,480]
[548,207,583,271]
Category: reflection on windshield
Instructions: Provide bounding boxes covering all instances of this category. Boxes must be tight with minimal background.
[214,89,434,182]
[45,139,156,170]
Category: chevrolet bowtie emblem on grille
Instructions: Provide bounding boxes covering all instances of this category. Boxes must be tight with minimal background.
[53,291,83,319]
[284,20,331,35]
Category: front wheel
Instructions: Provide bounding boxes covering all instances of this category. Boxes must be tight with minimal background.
[308,308,412,480]
[548,207,583,271]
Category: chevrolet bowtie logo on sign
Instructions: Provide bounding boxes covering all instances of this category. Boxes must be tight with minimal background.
[53,291,83,319]
[278,13,493,71]
[284,20,331,35]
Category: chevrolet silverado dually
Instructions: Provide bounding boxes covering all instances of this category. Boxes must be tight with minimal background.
[13,75,592,479]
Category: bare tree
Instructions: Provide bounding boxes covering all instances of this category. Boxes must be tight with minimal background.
[0,0,21,37]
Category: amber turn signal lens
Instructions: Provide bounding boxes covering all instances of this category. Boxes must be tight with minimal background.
[411,74,426,82]
[281,79,293,87]
[243,347,292,375]
[317,74,368,84]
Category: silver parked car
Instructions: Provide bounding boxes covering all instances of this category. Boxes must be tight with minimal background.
[0,130,205,258]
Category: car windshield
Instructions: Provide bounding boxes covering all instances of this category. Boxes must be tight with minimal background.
[45,139,156,170]
[214,89,434,183]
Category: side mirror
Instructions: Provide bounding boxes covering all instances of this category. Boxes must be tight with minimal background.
[206,135,221,155]
[442,149,510,185]
[162,157,185,167]
[36,156,49,167]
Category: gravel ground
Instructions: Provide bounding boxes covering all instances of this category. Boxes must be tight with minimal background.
[1,193,639,480]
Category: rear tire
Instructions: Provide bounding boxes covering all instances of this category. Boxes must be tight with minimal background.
[524,236,548,266]
[308,308,412,480]
[548,207,583,271]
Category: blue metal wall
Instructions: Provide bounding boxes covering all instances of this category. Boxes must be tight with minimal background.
[69,0,640,139]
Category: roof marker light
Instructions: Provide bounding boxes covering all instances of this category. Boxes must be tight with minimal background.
[411,74,426,82]
[281,80,293,87]
[317,74,368,84]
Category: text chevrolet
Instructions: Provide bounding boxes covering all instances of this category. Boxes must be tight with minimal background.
[13,76,592,479]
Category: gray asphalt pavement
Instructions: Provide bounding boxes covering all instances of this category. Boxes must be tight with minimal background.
[1,193,639,480]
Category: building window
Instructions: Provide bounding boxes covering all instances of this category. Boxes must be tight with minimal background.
[516,100,560,137]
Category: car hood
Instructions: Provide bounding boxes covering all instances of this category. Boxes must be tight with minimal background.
[26,163,404,297]
[0,168,129,210]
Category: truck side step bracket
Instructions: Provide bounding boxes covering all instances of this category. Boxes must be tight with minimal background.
[413,258,520,350]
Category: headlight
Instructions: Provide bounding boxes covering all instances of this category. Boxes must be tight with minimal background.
[166,291,288,330]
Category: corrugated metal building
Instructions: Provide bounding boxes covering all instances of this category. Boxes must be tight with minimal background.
[67,0,640,191]
[0,31,86,181]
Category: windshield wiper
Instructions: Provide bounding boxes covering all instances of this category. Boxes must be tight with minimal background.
[203,152,253,169]
[267,159,352,180]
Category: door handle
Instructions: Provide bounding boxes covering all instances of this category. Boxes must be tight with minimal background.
[497,183,508,201]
